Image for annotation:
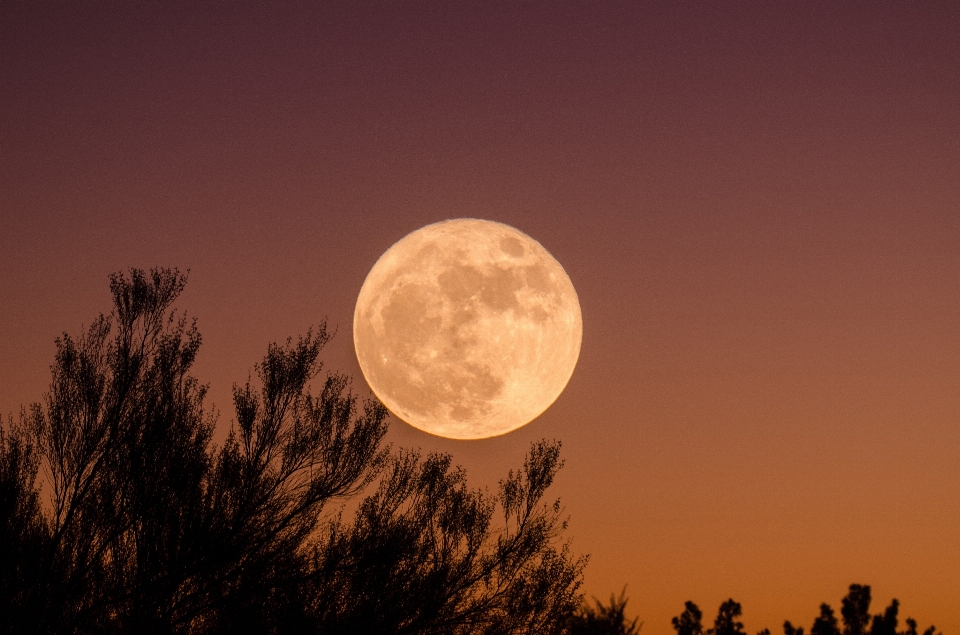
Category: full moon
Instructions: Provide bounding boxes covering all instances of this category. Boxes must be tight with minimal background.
[353,219,582,440]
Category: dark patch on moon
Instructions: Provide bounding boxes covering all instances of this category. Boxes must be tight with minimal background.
[437,261,484,302]
[380,283,442,357]
[519,264,553,294]
[500,236,525,257]
[443,362,502,421]
[479,265,523,311]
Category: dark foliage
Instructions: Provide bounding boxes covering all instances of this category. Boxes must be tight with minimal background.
[673,601,704,635]
[673,585,942,635]
[0,415,46,631]
[870,600,899,635]
[813,604,842,635]
[710,600,746,635]
[673,600,752,635]
[829,585,940,635]
[842,585,872,635]
[568,588,641,635]
[0,268,585,635]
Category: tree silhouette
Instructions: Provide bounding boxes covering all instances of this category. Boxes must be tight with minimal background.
[902,617,943,635]
[709,599,747,635]
[869,599,898,635]
[807,586,941,635]
[0,268,585,635]
[0,415,46,631]
[840,584,942,635]
[568,588,641,635]
[841,585,872,635]
[784,620,805,635]
[812,604,842,635]
[674,599,774,635]
[673,601,705,635]
[668,586,942,635]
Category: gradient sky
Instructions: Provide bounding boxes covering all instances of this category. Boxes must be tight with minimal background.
[2,3,959,632]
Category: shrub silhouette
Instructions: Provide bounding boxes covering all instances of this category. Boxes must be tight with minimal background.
[710,600,746,635]
[568,588,641,635]
[0,268,585,635]
[671,585,942,635]
[673,601,704,635]
[842,585,872,635]
[812,603,842,635]
[826,584,940,635]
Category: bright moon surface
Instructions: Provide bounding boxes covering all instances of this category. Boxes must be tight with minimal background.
[353,219,583,439]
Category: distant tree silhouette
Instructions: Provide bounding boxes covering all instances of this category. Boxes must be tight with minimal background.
[812,604,842,635]
[807,585,940,635]
[674,598,768,635]
[669,587,941,635]
[709,599,747,635]
[784,620,805,635]
[673,601,705,635]
[869,599,898,635]
[902,617,942,635]
[567,588,641,635]
[0,268,585,635]
[842,585,872,635]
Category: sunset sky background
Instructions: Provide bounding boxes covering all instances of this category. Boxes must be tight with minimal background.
[2,3,959,632]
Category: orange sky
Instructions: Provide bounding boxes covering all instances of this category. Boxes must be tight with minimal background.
[2,3,958,632]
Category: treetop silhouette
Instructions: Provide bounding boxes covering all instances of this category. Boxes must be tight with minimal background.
[567,587,641,635]
[671,585,941,635]
[673,600,705,635]
[0,267,586,635]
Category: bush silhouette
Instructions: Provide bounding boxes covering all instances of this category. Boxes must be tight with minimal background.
[0,268,585,635]
[568,588,641,635]
[671,585,942,635]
